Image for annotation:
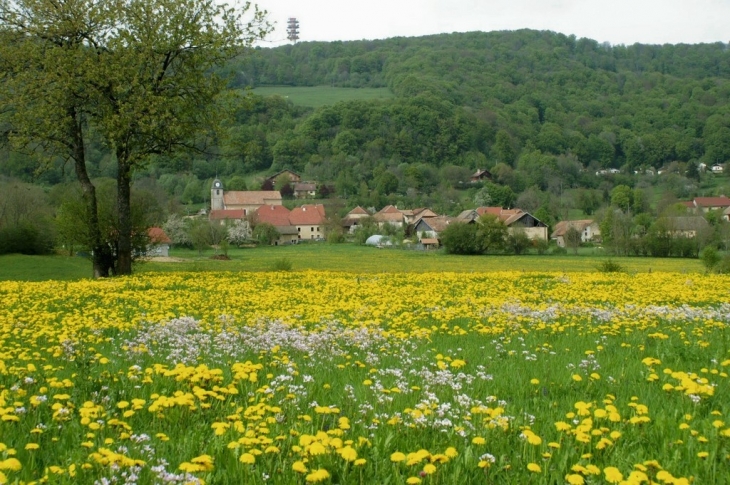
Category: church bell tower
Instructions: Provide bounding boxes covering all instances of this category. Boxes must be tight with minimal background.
[211,178,224,211]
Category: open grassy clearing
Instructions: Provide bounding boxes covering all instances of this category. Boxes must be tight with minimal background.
[251,86,394,108]
[0,244,705,282]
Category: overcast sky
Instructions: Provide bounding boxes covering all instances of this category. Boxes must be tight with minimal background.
[250,0,730,48]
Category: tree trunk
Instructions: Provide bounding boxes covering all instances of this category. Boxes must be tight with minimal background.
[69,106,110,278]
[116,155,133,275]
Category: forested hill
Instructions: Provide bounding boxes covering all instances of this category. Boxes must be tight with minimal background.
[4,30,730,218]
[219,29,730,180]
[232,30,730,92]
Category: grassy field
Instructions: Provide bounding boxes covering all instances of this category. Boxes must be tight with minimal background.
[0,244,705,282]
[1,271,729,484]
[252,86,394,108]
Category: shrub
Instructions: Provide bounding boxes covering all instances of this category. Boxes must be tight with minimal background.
[700,246,720,273]
[551,245,567,255]
[596,259,625,273]
[0,222,54,255]
[716,255,730,274]
[440,222,482,255]
[271,257,293,271]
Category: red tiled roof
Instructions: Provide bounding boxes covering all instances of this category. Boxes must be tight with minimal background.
[373,212,404,223]
[475,207,523,222]
[377,205,401,214]
[694,196,730,208]
[416,216,454,233]
[254,205,291,227]
[224,191,281,206]
[147,227,171,244]
[209,209,245,220]
[347,206,369,216]
[289,204,326,225]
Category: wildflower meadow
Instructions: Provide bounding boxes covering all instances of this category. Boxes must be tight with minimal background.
[1,271,729,484]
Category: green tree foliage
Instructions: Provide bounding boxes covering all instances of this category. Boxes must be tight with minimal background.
[54,179,153,267]
[0,179,55,255]
[252,223,280,246]
[506,230,531,255]
[610,185,633,213]
[477,214,508,254]
[564,226,583,255]
[0,0,270,276]
[440,222,482,255]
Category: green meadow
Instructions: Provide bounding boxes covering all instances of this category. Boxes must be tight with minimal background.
[0,245,704,282]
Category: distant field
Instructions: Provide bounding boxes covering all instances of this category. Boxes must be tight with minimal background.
[252,86,394,108]
[0,245,706,281]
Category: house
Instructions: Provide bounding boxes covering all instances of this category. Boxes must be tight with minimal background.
[210,178,281,216]
[413,216,455,241]
[254,205,298,245]
[209,209,246,225]
[265,169,301,187]
[470,169,492,182]
[253,204,327,245]
[420,238,440,250]
[723,207,730,222]
[660,216,710,238]
[551,220,600,247]
[403,207,438,226]
[342,206,371,233]
[147,227,172,257]
[373,205,405,229]
[692,196,730,213]
[289,204,327,241]
[294,182,317,199]
[711,164,724,174]
[457,207,548,241]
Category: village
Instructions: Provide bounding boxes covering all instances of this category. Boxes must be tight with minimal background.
[146,168,730,257]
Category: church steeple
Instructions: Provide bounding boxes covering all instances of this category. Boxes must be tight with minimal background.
[211,178,224,211]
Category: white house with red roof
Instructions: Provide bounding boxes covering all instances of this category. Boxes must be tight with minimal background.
[146,227,172,257]
[253,204,327,245]
[691,196,730,212]
[456,207,548,241]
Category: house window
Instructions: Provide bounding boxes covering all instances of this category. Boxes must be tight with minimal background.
[311,227,314,232]
[298,227,301,232]
[317,227,320,232]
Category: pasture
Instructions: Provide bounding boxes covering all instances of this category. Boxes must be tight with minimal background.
[1,269,729,484]
[0,245,705,282]
[251,86,394,108]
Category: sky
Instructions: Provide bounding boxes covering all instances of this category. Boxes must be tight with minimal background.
[249,0,730,48]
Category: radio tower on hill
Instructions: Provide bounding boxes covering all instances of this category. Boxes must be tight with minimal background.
[287,17,299,43]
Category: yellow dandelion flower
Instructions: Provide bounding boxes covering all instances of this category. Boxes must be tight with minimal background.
[603,466,623,483]
[239,453,255,465]
[305,468,330,483]
[527,463,541,473]
[391,452,406,462]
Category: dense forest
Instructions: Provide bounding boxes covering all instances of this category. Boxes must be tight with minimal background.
[2,29,730,227]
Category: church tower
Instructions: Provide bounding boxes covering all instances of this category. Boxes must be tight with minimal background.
[211,178,224,211]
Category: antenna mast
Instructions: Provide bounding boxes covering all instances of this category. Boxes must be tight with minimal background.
[287,17,299,43]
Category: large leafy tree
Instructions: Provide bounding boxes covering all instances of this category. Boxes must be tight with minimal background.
[0,0,270,276]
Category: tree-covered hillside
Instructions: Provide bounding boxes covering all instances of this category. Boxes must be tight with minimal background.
[3,30,730,216]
